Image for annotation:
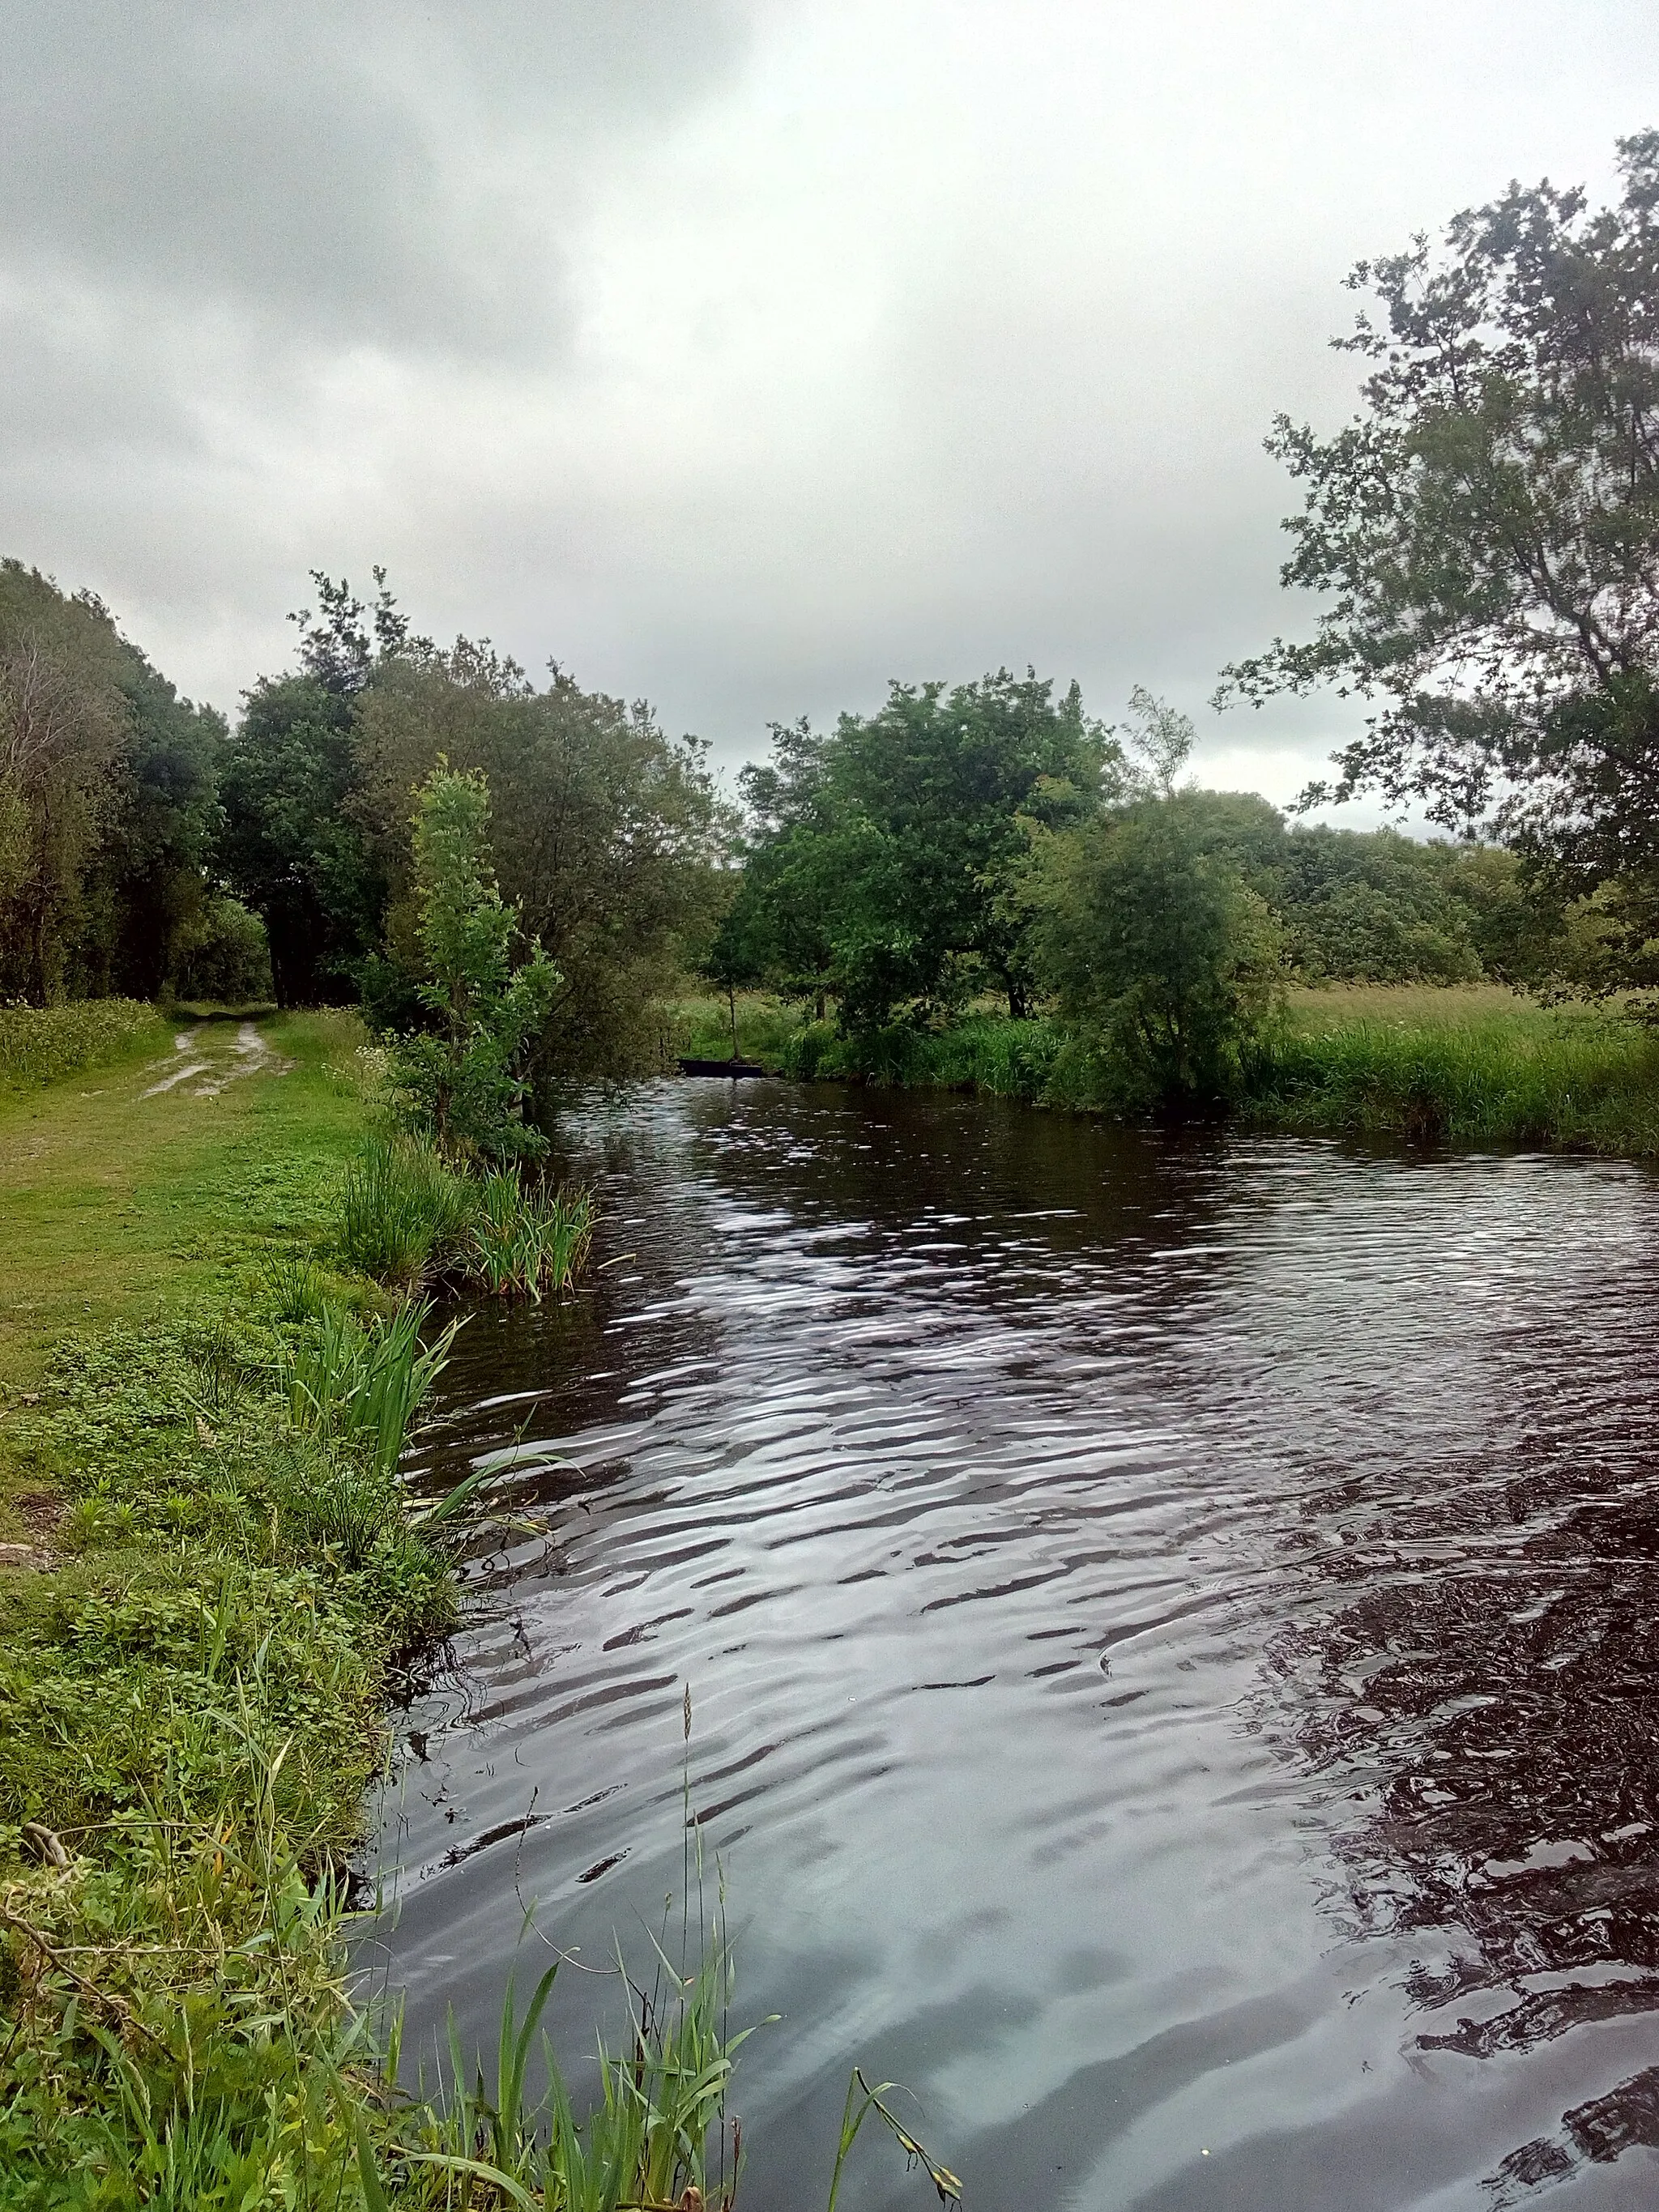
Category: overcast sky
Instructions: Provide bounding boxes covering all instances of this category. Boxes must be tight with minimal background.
[2,0,1655,812]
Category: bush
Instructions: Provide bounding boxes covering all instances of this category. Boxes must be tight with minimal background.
[384,765,557,1163]
[1026,796,1284,1107]
[169,897,273,1004]
[0,998,163,1085]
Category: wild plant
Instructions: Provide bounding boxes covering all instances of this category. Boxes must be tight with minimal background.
[258,1247,328,1323]
[338,1133,476,1287]
[283,1297,463,1480]
[466,1171,596,1302]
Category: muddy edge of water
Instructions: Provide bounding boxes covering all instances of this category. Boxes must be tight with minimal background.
[370,1080,1659,2211]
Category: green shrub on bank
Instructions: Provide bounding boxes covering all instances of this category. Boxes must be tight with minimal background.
[339,1135,475,1287]
[0,999,164,1087]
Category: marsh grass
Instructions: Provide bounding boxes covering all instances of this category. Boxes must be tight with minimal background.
[737,984,1659,1157]
[1248,999,1659,1149]
[466,1174,595,1302]
[339,1136,476,1288]
[0,997,165,1087]
[284,1298,463,1481]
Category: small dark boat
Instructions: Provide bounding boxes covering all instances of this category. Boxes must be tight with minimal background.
[677,1056,770,1078]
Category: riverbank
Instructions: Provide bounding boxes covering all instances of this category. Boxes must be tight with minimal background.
[0,1012,761,2210]
[676,985,1659,1155]
[0,1009,420,2199]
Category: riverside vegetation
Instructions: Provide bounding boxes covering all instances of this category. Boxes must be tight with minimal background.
[0,1005,680,2211]
[0,899,949,2207]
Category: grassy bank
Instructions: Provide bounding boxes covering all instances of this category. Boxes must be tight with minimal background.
[0,1015,744,2210]
[681,986,1659,1155]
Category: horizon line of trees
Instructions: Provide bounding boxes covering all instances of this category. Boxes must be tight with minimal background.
[3,129,1657,1107]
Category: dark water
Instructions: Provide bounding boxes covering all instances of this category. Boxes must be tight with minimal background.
[373,1080,1659,2209]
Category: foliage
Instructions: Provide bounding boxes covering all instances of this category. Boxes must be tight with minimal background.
[1247,997,1659,1151]
[337,1135,476,1289]
[465,1173,595,1302]
[732,671,1112,1033]
[354,641,724,1079]
[1023,698,1284,1105]
[168,894,272,1004]
[385,764,558,1162]
[0,998,164,1087]
[216,671,384,1008]
[0,561,223,1008]
[1217,130,1659,991]
[282,1297,463,1485]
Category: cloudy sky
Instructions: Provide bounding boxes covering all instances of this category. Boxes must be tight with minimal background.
[2,1,1654,808]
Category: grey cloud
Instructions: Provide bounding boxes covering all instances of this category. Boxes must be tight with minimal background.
[0,1,750,354]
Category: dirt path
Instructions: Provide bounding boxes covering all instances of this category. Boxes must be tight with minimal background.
[140,1021,293,1099]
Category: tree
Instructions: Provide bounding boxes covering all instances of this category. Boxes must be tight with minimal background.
[0,565,131,1002]
[736,669,1112,1033]
[1216,131,1659,982]
[1024,696,1283,1104]
[217,673,383,1004]
[215,570,414,1006]
[387,763,557,1162]
[354,647,723,1076]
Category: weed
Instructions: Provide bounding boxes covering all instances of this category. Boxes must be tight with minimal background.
[0,999,164,1088]
[465,1173,596,1302]
[258,1247,329,1323]
[338,1135,475,1288]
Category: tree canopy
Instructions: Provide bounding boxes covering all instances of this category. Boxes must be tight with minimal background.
[1217,130,1659,982]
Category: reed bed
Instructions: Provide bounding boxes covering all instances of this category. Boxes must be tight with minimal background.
[0,997,164,1086]
[467,1173,595,1302]
[1247,1004,1659,1151]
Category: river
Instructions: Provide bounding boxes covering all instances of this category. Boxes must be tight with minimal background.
[372,1078,1659,2209]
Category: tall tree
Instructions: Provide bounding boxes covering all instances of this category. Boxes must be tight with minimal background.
[354,644,723,1076]
[1217,131,1659,980]
[736,668,1111,1032]
[216,572,400,1004]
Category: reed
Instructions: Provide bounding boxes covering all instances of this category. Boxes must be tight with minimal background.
[465,1172,596,1302]
[283,1296,463,1480]
[1245,1006,1659,1150]
[338,1133,476,1287]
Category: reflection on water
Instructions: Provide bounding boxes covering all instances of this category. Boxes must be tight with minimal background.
[373,1080,1659,2209]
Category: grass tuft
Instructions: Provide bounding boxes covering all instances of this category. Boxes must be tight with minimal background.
[338,1136,475,1289]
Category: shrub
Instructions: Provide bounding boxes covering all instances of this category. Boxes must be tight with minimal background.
[336,1135,474,1287]
[0,998,162,1085]
[1026,799,1284,1107]
[385,764,557,1163]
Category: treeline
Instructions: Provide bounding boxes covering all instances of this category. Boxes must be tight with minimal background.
[0,565,722,1081]
[710,679,1572,1093]
[0,556,1600,1114]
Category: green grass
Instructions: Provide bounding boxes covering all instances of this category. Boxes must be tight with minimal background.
[338,1134,476,1289]
[1247,987,1659,1149]
[702,984,1659,1156]
[466,1173,595,1302]
[0,1008,786,2210]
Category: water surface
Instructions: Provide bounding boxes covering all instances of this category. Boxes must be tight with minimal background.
[375,1080,1659,2209]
